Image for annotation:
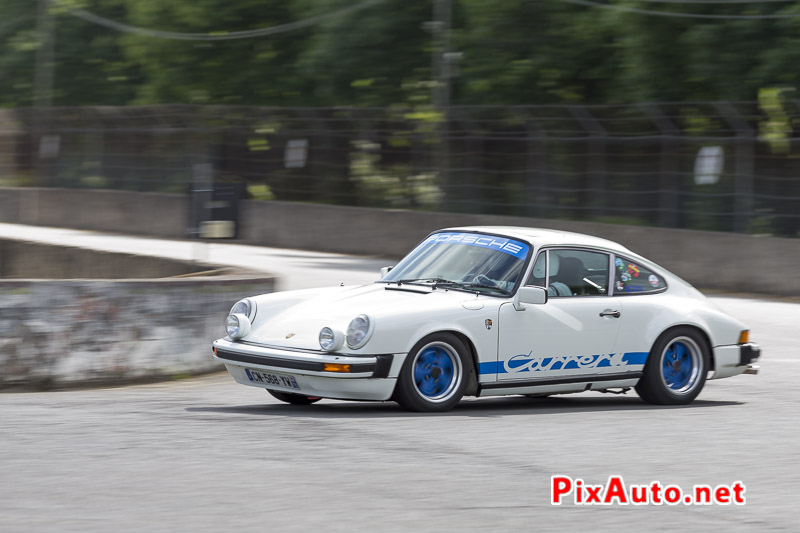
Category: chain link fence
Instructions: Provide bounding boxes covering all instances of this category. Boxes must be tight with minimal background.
[0,102,798,236]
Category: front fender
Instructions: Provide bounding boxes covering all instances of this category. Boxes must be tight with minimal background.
[364,307,500,368]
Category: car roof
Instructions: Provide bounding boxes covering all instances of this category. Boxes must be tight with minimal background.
[439,225,633,254]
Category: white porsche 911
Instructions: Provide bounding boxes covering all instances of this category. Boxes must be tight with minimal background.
[212,227,760,412]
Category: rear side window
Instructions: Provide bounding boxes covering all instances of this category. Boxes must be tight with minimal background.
[614,256,667,295]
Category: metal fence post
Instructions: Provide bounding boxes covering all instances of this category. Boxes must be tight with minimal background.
[643,104,681,228]
[714,103,755,233]
[525,112,549,219]
[191,162,213,238]
[568,106,607,220]
[454,109,483,212]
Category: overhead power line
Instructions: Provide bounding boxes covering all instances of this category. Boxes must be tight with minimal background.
[559,0,800,19]
[66,0,384,41]
[629,0,796,4]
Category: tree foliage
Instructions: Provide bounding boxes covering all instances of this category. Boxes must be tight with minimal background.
[2,0,800,108]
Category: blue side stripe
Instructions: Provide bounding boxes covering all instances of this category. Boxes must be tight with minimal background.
[623,352,648,365]
[479,361,504,374]
[479,352,649,375]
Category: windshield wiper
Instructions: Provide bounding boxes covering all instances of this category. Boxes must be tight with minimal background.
[386,278,511,296]
[458,283,511,295]
[387,278,474,292]
[390,277,454,286]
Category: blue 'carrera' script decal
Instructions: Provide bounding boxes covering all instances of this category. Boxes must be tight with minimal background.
[478,352,649,375]
[423,232,530,259]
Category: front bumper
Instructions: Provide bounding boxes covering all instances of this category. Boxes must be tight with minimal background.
[212,338,399,401]
[711,342,761,379]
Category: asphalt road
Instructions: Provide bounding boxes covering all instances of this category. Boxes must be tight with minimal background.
[1,224,798,531]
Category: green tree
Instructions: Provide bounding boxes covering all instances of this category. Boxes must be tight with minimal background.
[0,0,42,107]
[121,0,312,105]
[455,0,621,104]
[608,2,800,102]
[0,0,138,108]
[295,0,432,107]
[5,0,800,109]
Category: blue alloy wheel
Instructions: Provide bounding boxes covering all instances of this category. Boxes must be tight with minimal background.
[659,336,702,394]
[635,327,709,405]
[395,333,470,412]
[411,342,462,402]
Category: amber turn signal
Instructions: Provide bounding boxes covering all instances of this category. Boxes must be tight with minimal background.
[738,330,749,344]
[324,363,351,372]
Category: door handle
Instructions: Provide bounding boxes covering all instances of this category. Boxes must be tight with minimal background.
[600,309,621,318]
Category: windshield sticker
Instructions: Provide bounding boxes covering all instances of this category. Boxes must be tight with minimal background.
[423,232,530,259]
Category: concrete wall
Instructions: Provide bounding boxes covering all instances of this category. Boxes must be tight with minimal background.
[0,187,188,239]
[1,187,798,295]
[240,200,799,296]
[0,238,221,279]
[0,238,275,390]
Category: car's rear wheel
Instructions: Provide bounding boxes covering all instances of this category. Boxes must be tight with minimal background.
[267,390,322,405]
[636,327,709,405]
[394,333,470,412]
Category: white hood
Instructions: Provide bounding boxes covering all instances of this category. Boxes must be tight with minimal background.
[245,283,494,352]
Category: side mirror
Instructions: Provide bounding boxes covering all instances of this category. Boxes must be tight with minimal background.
[513,286,547,310]
[379,266,393,279]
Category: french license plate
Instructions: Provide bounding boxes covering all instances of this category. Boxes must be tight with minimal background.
[245,368,300,390]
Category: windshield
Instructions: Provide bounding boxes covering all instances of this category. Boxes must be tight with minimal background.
[380,232,531,296]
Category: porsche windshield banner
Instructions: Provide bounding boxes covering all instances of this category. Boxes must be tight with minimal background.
[424,232,530,259]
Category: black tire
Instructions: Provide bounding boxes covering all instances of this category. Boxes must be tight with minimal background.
[394,333,471,412]
[636,327,709,405]
[267,390,322,405]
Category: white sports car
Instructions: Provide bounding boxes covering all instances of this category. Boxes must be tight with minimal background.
[212,227,760,412]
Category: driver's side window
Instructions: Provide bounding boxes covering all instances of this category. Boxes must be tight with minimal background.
[526,249,610,297]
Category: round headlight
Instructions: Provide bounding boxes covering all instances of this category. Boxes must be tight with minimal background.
[319,327,344,352]
[346,314,372,349]
[225,313,251,339]
[225,315,240,337]
[230,298,255,320]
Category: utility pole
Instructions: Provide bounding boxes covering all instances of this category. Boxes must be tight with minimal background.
[33,0,56,186]
[431,0,453,109]
[427,0,454,209]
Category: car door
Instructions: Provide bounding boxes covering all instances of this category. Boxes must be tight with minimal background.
[496,248,626,383]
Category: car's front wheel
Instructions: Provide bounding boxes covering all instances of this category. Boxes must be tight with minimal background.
[267,390,322,405]
[636,327,709,405]
[394,333,471,412]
